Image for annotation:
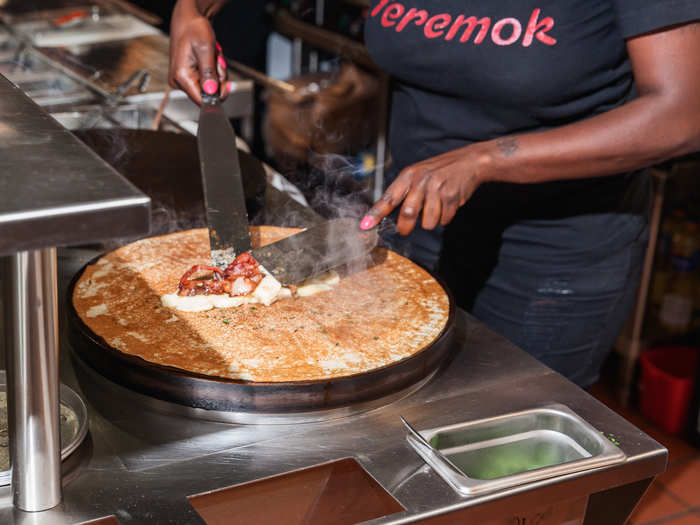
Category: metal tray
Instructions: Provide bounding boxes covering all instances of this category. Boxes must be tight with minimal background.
[0,371,89,486]
[406,404,626,496]
[66,255,455,417]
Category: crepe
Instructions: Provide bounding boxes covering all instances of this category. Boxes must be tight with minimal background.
[72,227,450,382]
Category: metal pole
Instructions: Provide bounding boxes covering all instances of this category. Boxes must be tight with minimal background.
[4,248,61,511]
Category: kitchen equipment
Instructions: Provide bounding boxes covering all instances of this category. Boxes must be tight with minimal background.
[0,371,89,487]
[0,1,93,19]
[252,218,378,285]
[13,13,159,48]
[1,69,94,107]
[405,405,626,497]
[198,93,251,267]
[37,35,173,99]
[224,56,298,100]
[106,68,150,105]
[39,306,667,523]
[0,72,149,512]
[56,104,180,131]
[65,248,456,421]
[151,86,170,130]
[188,458,405,524]
[223,56,339,105]
[400,416,465,480]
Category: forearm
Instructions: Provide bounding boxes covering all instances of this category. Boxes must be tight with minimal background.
[479,23,700,186]
[479,93,700,185]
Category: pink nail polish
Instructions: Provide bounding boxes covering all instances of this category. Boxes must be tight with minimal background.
[215,41,222,52]
[217,55,226,69]
[203,79,218,95]
[360,216,374,230]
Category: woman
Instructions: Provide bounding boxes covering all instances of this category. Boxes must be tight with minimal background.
[169,0,700,387]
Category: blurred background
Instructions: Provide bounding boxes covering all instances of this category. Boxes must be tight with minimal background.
[0,2,698,522]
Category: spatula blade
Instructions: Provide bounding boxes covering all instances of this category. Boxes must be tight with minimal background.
[251,218,378,285]
[198,95,251,268]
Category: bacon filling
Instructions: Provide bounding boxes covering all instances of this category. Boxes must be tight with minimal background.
[177,252,264,297]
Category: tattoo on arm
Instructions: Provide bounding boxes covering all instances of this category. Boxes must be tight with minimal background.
[496,137,519,158]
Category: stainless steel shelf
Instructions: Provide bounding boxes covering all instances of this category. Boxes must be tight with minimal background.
[0,73,150,256]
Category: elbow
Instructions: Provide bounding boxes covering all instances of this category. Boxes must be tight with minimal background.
[655,99,700,161]
[672,113,700,157]
[633,85,700,164]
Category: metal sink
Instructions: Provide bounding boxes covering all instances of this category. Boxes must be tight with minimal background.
[407,404,626,496]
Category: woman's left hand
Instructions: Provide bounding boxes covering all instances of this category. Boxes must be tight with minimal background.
[361,145,487,235]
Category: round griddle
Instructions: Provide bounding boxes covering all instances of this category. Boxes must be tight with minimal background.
[73,129,266,235]
[66,260,456,416]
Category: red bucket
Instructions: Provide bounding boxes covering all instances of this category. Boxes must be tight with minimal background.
[639,347,699,435]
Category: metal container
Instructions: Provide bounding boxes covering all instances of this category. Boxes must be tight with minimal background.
[0,371,89,487]
[407,404,626,496]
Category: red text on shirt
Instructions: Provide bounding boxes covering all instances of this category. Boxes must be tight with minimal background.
[370,1,557,47]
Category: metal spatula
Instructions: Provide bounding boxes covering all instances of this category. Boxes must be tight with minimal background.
[251,218,378,286]
[198,92,251,268]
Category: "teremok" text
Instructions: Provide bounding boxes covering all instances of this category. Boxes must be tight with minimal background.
[370,1,557,47]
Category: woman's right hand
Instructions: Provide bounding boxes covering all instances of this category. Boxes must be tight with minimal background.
[169,0,227,105]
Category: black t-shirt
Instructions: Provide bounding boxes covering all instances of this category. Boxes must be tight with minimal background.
[364,1,699,282]
[365,0,699,172]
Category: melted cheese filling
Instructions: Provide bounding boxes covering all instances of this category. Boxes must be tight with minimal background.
[161,269,340,312]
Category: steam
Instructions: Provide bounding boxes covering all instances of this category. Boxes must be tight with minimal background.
[149,205,206,236]
[308,151,373,180]
[303,151,373,219]
[75,126,207,250]
[100,205,205,251]
[276,150,411,273]
[95,119,131,167]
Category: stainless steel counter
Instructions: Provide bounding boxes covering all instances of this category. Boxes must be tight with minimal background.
[0,69,665,521]
[0,303,666,524]
[0,61,666,522]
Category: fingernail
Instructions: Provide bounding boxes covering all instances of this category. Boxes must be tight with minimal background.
[217,55,226,69]
[215,41,222,52]
[360,216,374,230]
[203,79,218,95]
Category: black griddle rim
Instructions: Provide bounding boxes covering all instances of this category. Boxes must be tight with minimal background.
[66,252,456,413]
